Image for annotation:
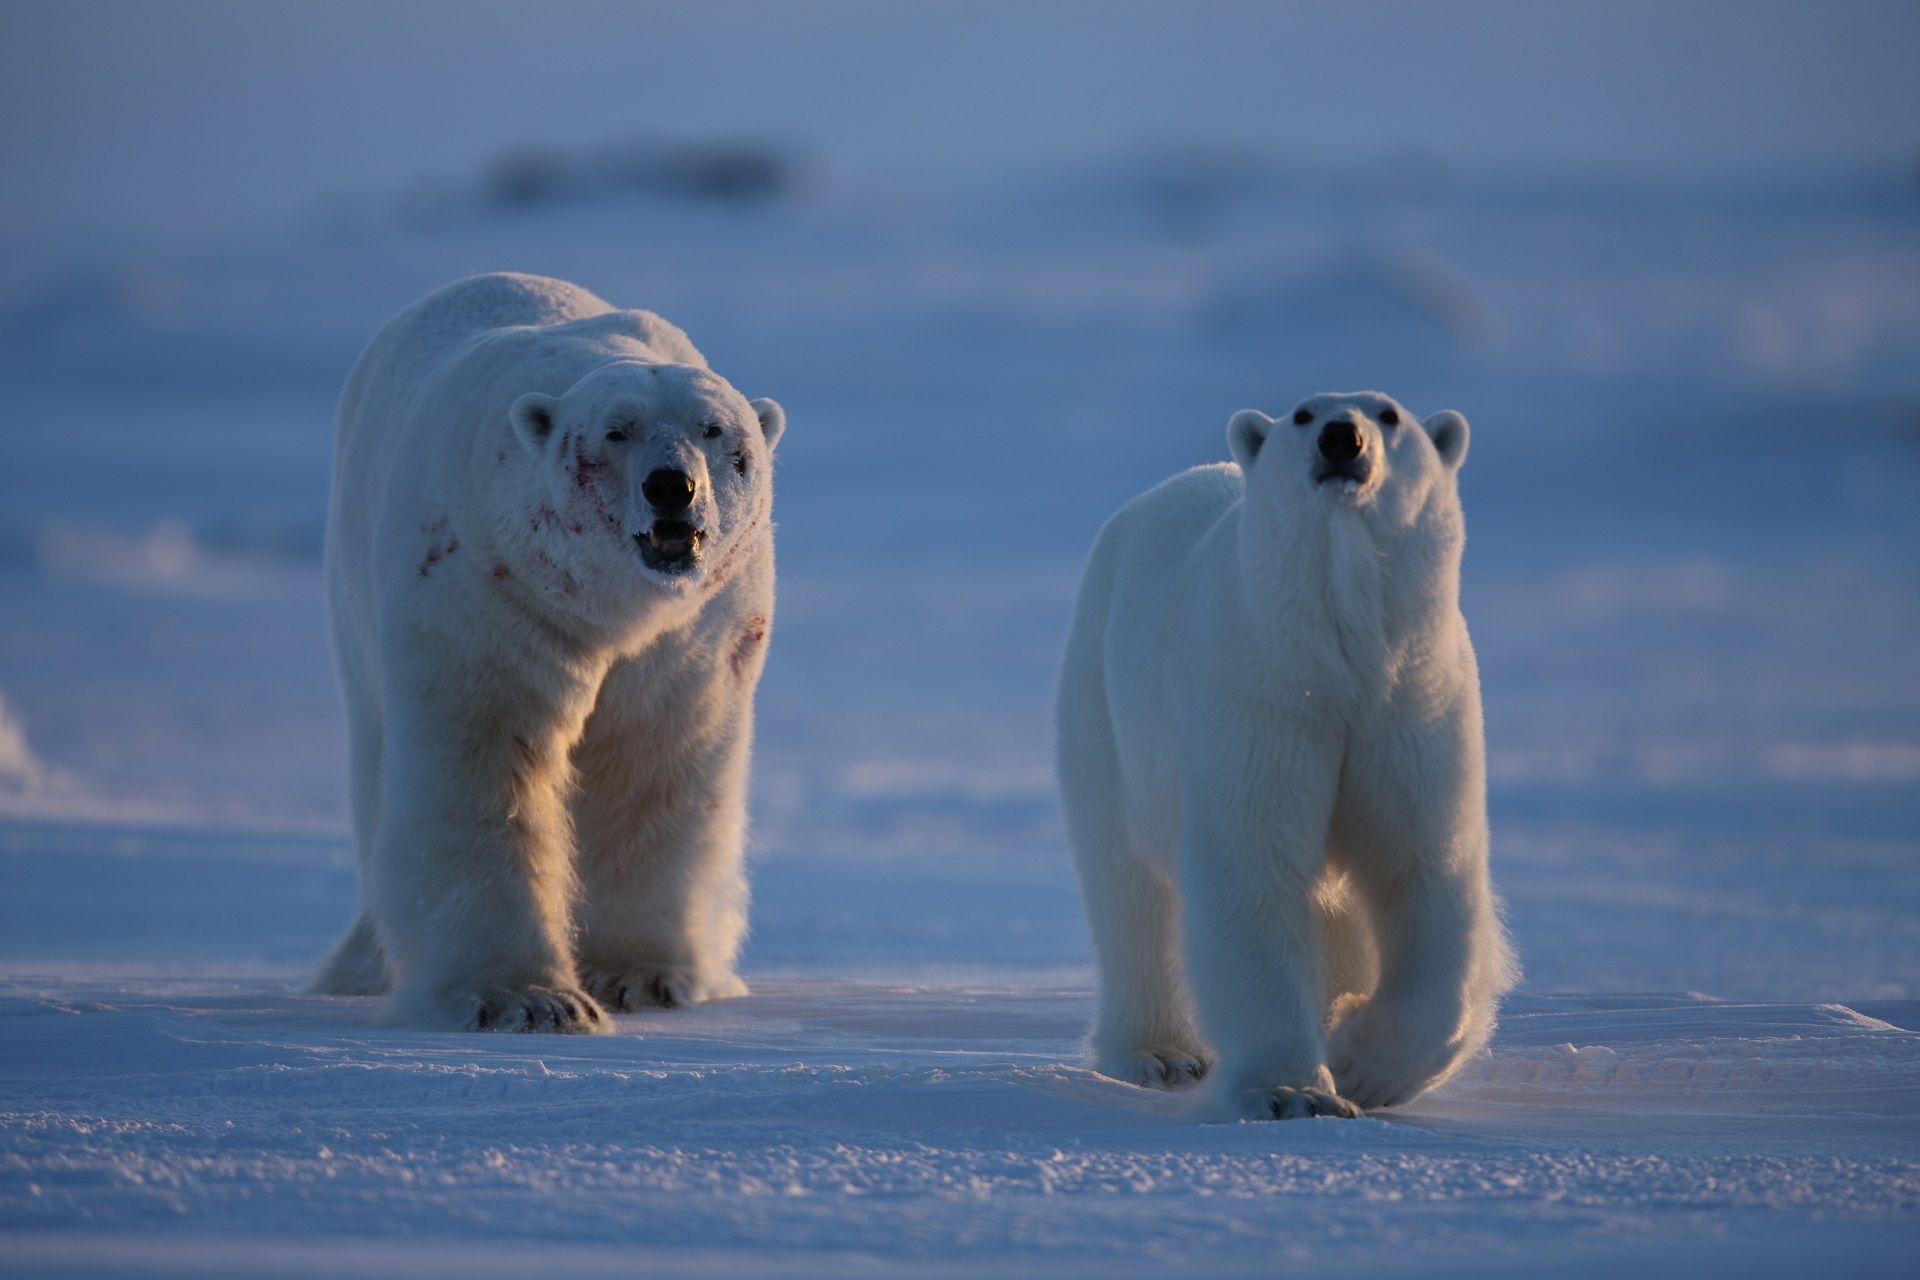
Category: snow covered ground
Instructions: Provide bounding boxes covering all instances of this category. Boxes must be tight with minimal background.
[3,91,1919,1276]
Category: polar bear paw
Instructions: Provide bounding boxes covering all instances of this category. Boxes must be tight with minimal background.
[1100,1045,1211,1090]
[1251,1086,1362,1120]
[1326,996,1461,1109]
[1202,1064,1362,1120]
[447,984,607,1034]
[580,962,749,1011]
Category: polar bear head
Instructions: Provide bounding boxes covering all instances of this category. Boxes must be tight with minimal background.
[508,361,784,592]
[1226,391,1467,534]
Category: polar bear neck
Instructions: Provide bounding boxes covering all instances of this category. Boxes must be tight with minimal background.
[1233,490,1463,684]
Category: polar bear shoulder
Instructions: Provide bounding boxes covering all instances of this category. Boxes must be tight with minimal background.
[1083,462,1242,589]
[341,273,706,425]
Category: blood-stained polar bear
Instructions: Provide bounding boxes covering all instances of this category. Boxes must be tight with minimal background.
[314,273,785,1033]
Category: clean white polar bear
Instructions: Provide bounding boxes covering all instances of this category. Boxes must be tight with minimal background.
[313,272,785,1033]
[1056,391,1517,1118]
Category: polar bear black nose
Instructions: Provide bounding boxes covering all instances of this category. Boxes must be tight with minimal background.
[1317,421,1365,464]
[643,468,697,511]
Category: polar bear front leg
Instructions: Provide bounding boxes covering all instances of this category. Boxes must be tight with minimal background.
[1326,711,1512,1107]
[369,660,606,1034]
[571,774,753,1012]
[1325,857,1494,1108]
[1178,744,1360,1120]
[571,672,754,1012]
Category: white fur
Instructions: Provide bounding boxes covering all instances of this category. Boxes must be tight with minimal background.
[312,273,784,1033]
[1056,390,1517,1118]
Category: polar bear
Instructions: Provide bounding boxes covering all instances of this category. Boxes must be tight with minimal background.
[1056,391,1517,1117]
[311,273,785,1033]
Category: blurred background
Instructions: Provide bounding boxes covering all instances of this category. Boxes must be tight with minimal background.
[1,0,1916,997]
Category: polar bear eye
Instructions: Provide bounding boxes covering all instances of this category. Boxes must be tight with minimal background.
[605,428,628,443]
[1292,408,1314,426]
[1378,408,1400,426]
[702,422,723,440]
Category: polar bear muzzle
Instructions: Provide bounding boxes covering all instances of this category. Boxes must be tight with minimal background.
[1312,419,1373,489]
[637,465,704,572]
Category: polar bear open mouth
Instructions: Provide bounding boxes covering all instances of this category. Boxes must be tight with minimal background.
[637,520,704,573]
[1313,460,1373,494]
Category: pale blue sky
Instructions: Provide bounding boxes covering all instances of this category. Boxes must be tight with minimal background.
[2,0,1916,240]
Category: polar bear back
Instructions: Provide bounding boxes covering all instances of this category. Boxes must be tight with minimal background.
[1066,463,1245,858]
[338,273,705,430]
[1086,463,1243,595]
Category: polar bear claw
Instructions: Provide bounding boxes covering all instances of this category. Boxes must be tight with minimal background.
[580,963,748,1012]
[465,985,607,1034]
[1106,1046,1211,1090]
[1268,1087,1362,1121]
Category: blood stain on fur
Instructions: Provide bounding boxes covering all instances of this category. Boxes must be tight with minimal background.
[571,451,610,517]
[418,518,458,577]
[731,613,769,675]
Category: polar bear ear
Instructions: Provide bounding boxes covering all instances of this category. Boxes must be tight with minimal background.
[750,397,786,452]
[1227,409,1275,470]
[509,392,560,453]
[1424,410,1470,471]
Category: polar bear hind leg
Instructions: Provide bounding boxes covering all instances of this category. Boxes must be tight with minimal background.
[1058,636,1208,1089]
[1073,829,1209,1089]
[312,663,392,997]
[312,912,390,996]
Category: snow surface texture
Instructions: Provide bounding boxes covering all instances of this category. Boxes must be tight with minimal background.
[2,146,1918,1273]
